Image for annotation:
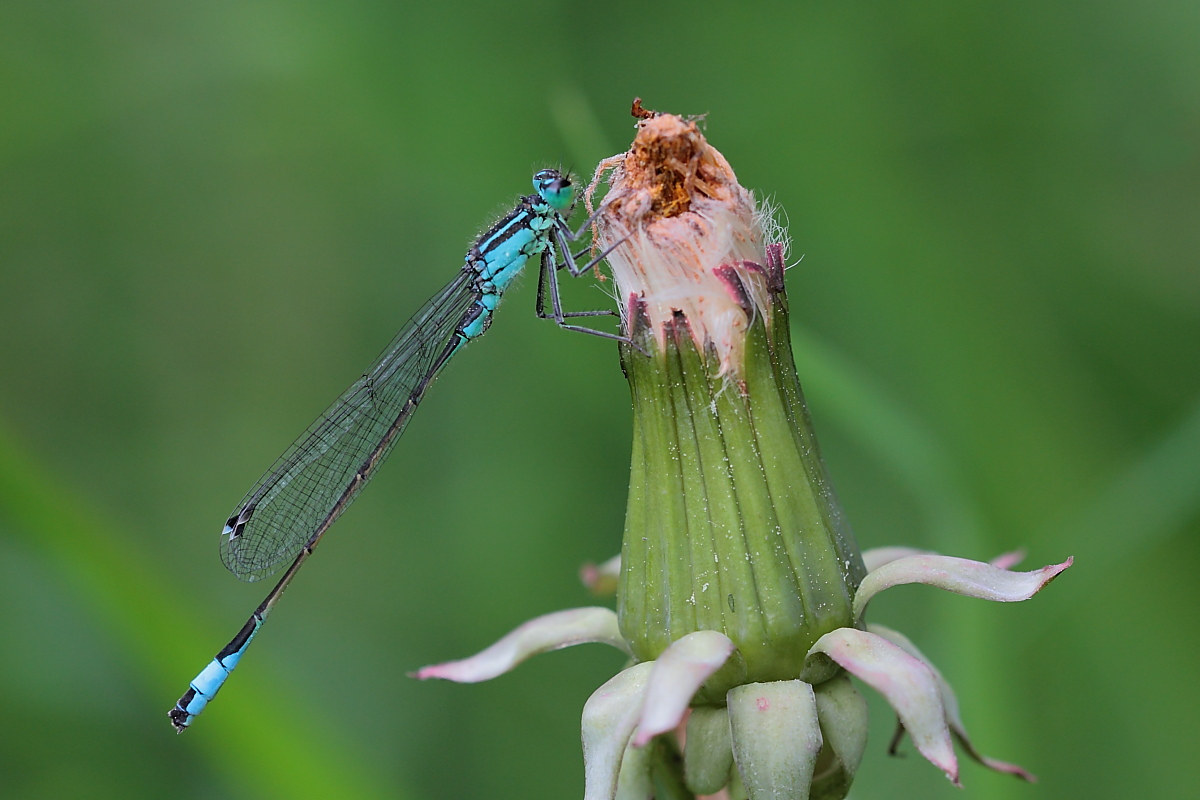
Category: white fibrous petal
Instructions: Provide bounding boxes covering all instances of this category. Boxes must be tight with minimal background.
[589,114,774,376]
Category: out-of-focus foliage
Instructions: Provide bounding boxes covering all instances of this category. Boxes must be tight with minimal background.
[1,1,1196,798]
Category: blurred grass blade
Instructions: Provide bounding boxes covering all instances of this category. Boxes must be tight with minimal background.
[1058,397,1200,557]
[1032,397,1200,628]
[549,85,613,177]
[0,421,399,800]
[790,325,986,554]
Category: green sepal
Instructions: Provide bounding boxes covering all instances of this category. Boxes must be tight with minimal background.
[617,283,866,686]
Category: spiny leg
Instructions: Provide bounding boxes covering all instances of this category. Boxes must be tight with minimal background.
[536,246,647,354]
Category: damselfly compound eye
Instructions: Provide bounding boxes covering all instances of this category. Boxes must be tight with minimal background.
[534,169,575,215]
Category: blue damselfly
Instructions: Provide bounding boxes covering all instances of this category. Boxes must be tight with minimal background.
[169,169,621,731]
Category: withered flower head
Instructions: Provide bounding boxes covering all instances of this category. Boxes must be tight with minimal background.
[590,112,783,377]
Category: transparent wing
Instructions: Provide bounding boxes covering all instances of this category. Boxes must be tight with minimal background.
[220,269,479,582]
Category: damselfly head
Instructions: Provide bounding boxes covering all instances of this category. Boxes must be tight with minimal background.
[533,168,575,215]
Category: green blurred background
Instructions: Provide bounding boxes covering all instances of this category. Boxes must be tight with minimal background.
[1,1,1197,797]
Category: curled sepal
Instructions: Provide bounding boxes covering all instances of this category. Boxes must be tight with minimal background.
[412,607,628,683]
[684,705,735,795]
[807,628,960,786]
[582,555,623,596]
[634,630,738,746]
[862,547,1031,575]
[584,663,655,800]
[862,547,1030,575]
[810,673,869,799]
[868,624,1036,782]
[615,737,655,800]
[728,680,824,800]
[853,554,1073,622]
[989,549,1027,570]
[861,547,928,574]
